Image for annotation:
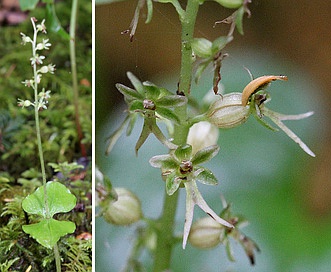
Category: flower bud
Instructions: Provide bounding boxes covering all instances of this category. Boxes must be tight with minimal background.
[103,188,142,225]
[189,216,223,249]
[214,0,243,9]
[207,92,250,128]
[191,38,213,58]
[187,121,219,155]
[38,66,49,74]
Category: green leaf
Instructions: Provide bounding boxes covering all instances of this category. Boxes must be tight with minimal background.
[191,145,220,165]
[195,167,218,185]
[156,107,181,124]
[116,84,144,100]
[46,4,70,40]
[157,95,187,107]
[166,172,181,195]
[19,0,39,11]
[149,155,177,170]
[174,145,192,162]
[22,181,77,218]
[22,218,75,249]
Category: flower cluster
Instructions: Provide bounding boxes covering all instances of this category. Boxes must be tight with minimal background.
[18,18,55,111]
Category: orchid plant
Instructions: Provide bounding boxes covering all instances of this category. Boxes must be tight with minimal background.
[18,18,77,272]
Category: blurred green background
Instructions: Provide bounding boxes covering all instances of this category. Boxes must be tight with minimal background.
[95,1,331,271]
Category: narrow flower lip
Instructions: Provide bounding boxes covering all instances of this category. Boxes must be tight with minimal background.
[182,180,234,249]
[262,107,315,157]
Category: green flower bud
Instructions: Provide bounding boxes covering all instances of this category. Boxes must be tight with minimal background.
[187,121,219,155]
[214,0,243,9]
[103,188,142,226]
[207,93,250,128]
[191,38,213,58]
[189,217,223,249]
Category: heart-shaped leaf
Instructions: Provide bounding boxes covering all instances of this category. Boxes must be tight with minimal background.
[22,181,77,217]
[22,218,76,249]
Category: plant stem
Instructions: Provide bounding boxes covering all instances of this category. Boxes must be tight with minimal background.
[31,18,49,218]
[31,18,61,270]
[53,243,61,272]
[70,0,87,157]
[153,191,179,272]
[152,1,200,270]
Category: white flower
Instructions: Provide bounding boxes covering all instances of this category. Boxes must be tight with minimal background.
[30,54,45,65]
[36,19,47,33]
[36,39,51,50]
[18,99,33,108]
[187,121,219,155]
[20,33,32,45]
[22,79,34,87]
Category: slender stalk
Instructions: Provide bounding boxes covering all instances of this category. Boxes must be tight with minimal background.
[31,18,61,271]
[153,191,179,271]
[70,0,87,157]
[152,1,200,270]
[31,18,49,218]
[53,244,61,272]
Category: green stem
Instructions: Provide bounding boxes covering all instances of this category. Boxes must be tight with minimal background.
[70,0,87,157]
[153,191,179,272]
[152,1,200,270]
[31,18,61,270]
[53,243,61,272]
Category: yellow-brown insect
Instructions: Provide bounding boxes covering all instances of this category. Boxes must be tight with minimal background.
[241,75,288,106]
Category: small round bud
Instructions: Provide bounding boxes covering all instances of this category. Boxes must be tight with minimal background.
[189,217,222,249]
[187,121,219,155]
[38,66,49,74]
[103,188,142,225]
[207,93,250,128]
[18,99,33,108]
[214,0,243,9]
[191,38,213,58]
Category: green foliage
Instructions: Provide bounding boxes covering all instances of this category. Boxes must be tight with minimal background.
[0,0,92,176]
[62,237,92,272]
[0,167,91,271]
[19,0,39,11]
[0,257,20,272]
